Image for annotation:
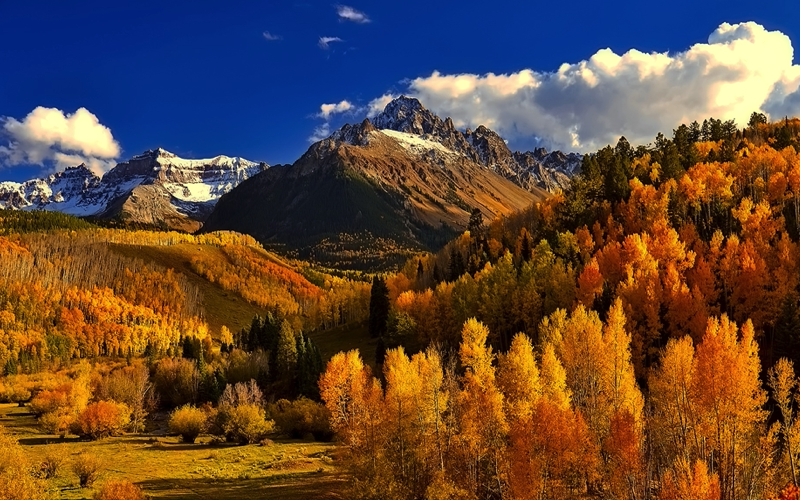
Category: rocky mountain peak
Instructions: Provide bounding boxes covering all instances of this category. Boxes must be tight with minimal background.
[373,95,442,135]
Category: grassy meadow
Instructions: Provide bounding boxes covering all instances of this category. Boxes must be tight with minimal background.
[0,403,346,500]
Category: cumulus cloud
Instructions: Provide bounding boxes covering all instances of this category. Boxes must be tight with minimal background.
[318,100,355,118]
[262,31,282,41]
[329,22,800,153]
[318,36,344,50]
[336,5,370,23]
[0,107,120,176]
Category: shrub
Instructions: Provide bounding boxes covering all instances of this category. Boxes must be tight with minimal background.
[39,411,72,437]
[153,358,200,408]
[168,405,207,443]
[223,404,275,444]
[0,432,47,500]
[37,447,66,479]
[76,401,131,440]
[6,384,31,407]
[268,397,332,441]
[219,380,264,408]
[93,479,146,500]
[29,384,70,416]
[72,453,104,488]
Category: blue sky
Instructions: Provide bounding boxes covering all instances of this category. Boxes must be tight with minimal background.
[1,1,800,181]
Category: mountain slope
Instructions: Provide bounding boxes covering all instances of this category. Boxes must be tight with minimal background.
[203,101,548,269]
[0,149,268,231]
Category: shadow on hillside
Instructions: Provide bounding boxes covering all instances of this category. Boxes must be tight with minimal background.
[137,472,348,500]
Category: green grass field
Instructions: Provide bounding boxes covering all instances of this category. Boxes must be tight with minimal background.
[1,403,346,499]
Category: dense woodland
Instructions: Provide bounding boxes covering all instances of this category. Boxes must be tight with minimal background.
[320,115,800,500]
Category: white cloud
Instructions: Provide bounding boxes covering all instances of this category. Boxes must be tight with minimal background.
[318,100,355,118]
[309,122,331,143]
[318,36,344,50]
[339,21,800,153]
[336,5,370,23]
[0,106,120,176]
[262,31,282,41]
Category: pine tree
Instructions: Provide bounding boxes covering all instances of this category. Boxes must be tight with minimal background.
[276,320,298,383]
[368,276,390,338]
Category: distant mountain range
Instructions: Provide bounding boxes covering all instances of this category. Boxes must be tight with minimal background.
[202,97,582,268]
[0,149,268,231]
[0,96,582,266]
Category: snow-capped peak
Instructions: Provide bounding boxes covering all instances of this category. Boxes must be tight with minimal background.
[0,149,269,219]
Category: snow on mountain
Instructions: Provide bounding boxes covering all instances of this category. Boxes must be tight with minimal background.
[0,149,268,226]
[366,96,582,193]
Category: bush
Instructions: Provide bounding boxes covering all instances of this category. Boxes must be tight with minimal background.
[39,411,72,437]
[0,432,47,500]
[72,453,104,488]
[37,447,66,479]
[168,405,207,443]
[268,397,332,441]
[76,401,131,440]
[219,380,264,408]
[153,358,200,408]
[6,384,31,406]
[29,385,70,416]
[93,479,146,500]
[223,404,275,444]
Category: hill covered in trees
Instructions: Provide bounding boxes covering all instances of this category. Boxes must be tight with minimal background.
[319,115,800,500]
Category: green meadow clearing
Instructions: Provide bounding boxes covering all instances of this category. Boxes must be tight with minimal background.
[0,403,347,500]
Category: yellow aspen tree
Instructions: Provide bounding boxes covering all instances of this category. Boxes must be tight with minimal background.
[692,317,769,500]
[319,350,383,469]
[601,299,644,426]
[497,333,542,423]
[457,318,508,499]
[539,342,571,412]
[768,358,800,487]
[649,336,699,469]
[383,346,420,486]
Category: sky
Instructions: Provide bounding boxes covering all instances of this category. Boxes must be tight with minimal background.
[2,1,800,181]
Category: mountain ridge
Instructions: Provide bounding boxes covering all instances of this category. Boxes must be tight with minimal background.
[0,148,268,231]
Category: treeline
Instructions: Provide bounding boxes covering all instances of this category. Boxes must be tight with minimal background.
[0,209,98,234]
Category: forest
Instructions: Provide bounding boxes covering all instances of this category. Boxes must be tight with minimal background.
[4,115,800,500]
[319,115,800,500]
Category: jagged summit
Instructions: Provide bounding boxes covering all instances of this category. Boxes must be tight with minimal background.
[328,96,582,193]
[372,96,449,135]
[0,150,268,231]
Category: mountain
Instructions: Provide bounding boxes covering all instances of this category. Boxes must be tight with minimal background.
[374,96,582,193]
[0,149,268,231]
[203,97,559,269]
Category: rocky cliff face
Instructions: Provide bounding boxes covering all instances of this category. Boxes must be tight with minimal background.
[0,149,268,230]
